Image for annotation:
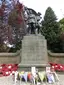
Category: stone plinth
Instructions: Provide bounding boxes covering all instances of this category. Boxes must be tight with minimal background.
[19,34,48,71]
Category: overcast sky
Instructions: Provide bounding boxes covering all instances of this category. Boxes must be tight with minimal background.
[19,0,64,21]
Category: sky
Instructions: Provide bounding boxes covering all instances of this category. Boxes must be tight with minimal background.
[19,0,64,21]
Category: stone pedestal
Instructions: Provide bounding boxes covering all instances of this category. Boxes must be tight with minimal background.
[19,34,49,71]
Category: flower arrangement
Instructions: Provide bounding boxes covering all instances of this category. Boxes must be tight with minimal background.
[0,64,18,76]
[50,62,64,71]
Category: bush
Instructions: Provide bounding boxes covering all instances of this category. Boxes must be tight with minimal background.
[9,41,22,52]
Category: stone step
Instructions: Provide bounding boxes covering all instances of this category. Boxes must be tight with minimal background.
[18,64,49,71]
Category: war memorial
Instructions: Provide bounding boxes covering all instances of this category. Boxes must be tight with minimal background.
[18,33,49,71]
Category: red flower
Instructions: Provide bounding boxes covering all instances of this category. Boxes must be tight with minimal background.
[49,62,64,71]
[1,64,6,67]
[0,64,18,76]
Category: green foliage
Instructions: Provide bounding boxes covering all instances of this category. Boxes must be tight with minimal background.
[59,18,64,24]
[41,7,61,52]
[9,41,22,52]
[59,18,64,52]
[44,7,57,23]
[0,44,10,52]
[59,18,64,32]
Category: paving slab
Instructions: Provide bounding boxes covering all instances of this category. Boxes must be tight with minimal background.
[0,73,63,85]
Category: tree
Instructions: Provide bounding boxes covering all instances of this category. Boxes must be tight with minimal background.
[41,7,61,52]
[0,0,12,52]
[8,2,26,46]
[0,0,26,52]
[0,0,14,23]
[59,18,64,52]
[59,18,64,32]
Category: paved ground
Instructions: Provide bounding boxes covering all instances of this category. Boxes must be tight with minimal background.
[0,72,64,85]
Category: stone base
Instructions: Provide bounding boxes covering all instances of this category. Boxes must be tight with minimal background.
[18,63,50,71]
[19,34,48,71]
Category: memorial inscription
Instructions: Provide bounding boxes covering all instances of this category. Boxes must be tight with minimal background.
[19,34,48,70]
